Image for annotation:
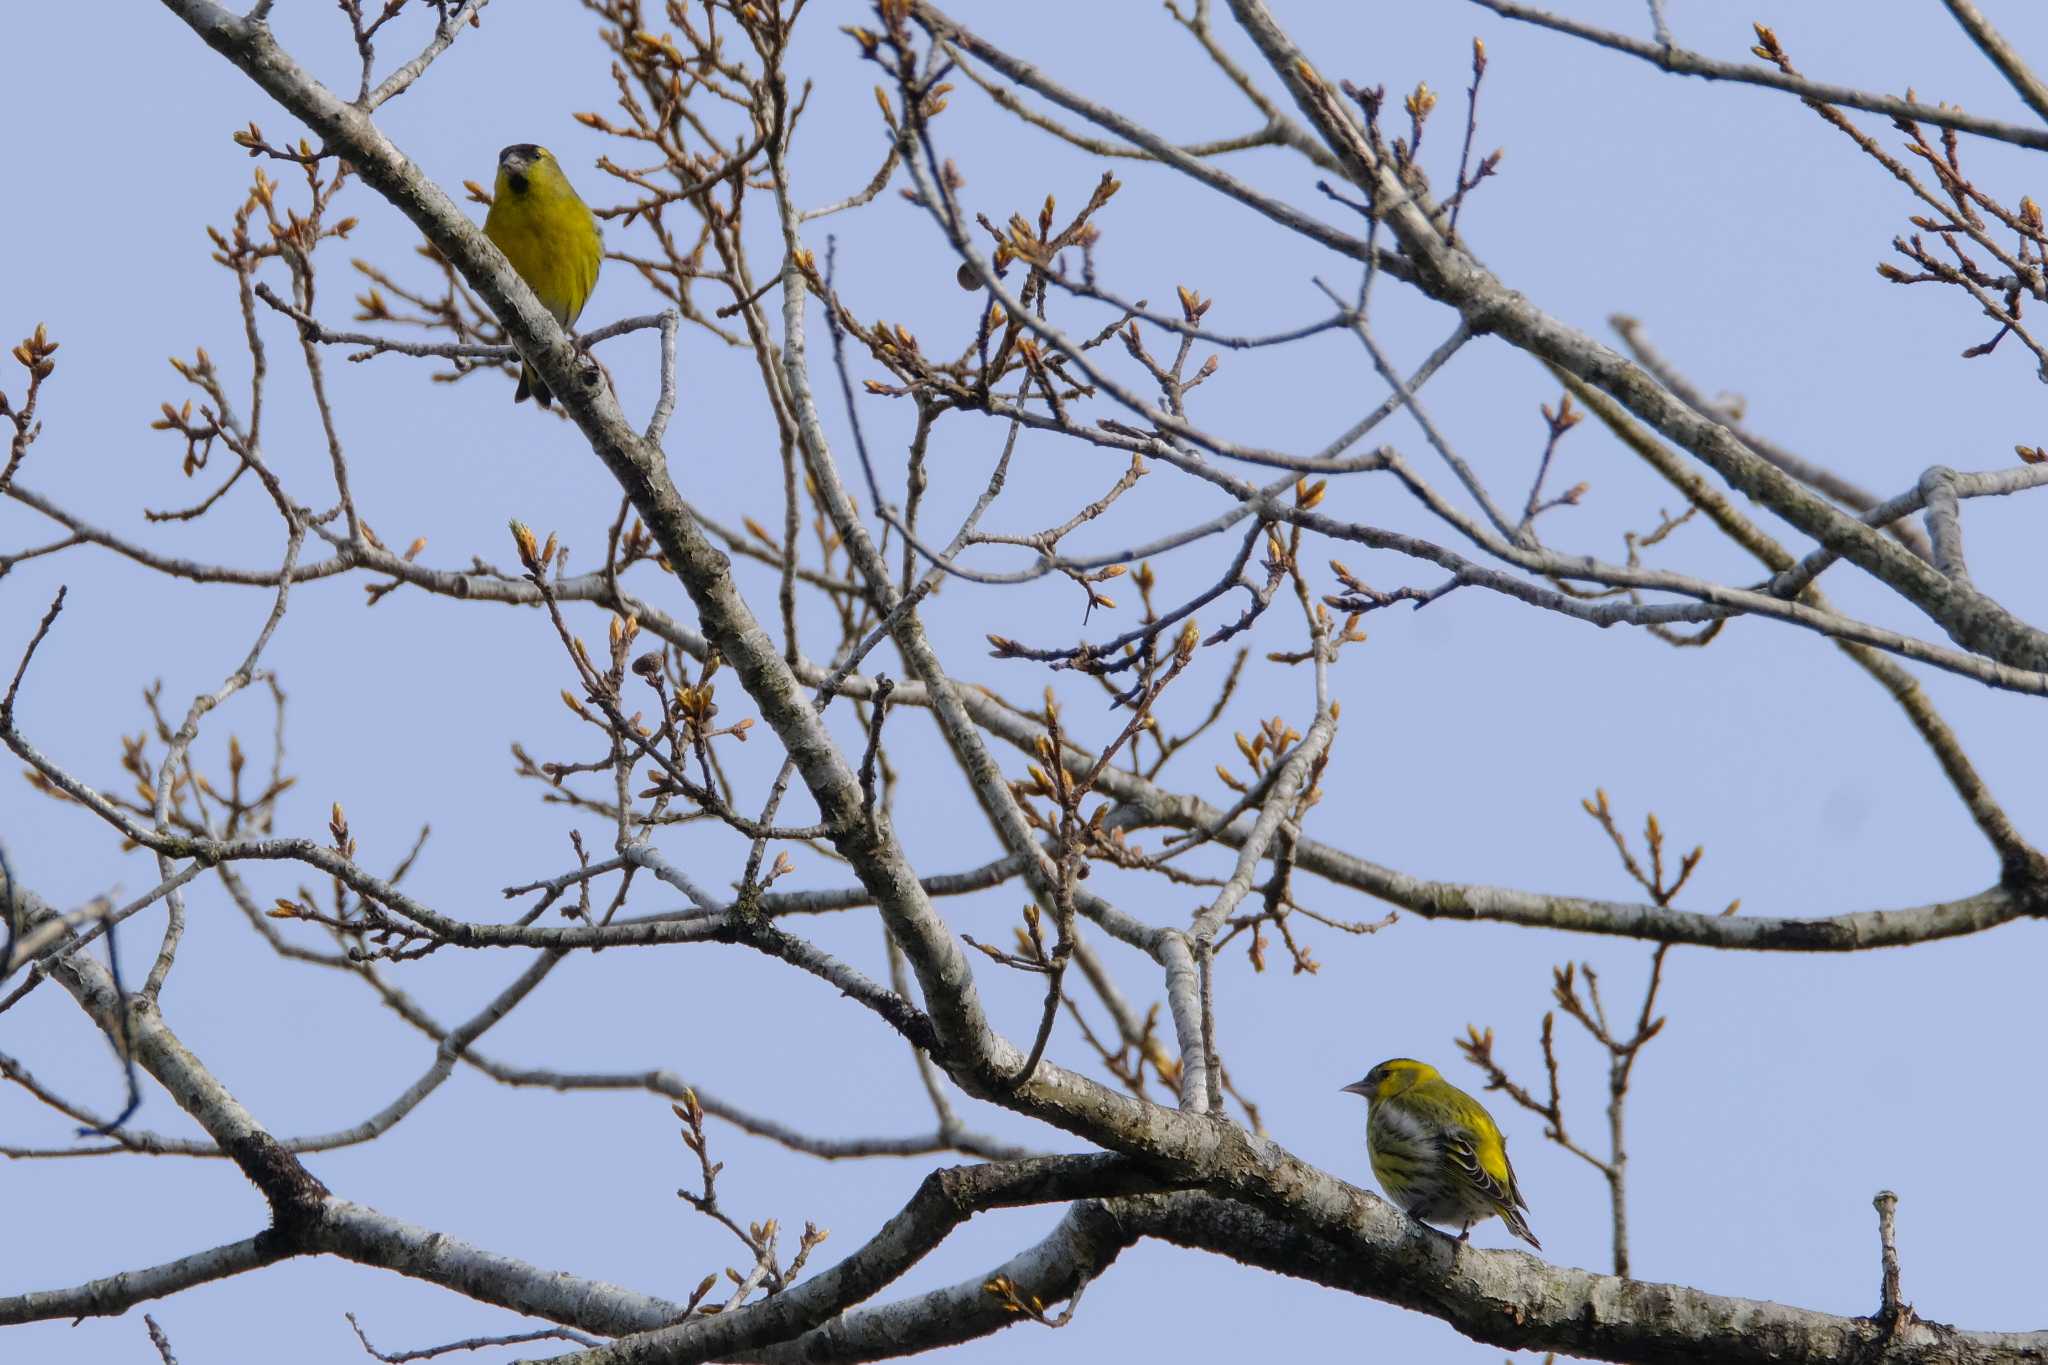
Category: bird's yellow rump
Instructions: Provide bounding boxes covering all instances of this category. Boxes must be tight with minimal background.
[482,143,602,407]
[1342,1058,1541,1249]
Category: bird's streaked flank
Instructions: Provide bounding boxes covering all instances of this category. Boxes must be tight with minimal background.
[481,143,602,407]
[1342,1058,1541,1249]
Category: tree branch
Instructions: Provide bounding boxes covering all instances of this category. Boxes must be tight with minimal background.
[1470,0,2048,151]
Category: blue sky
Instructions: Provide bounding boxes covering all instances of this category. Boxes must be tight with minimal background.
[5,1,2047,1360]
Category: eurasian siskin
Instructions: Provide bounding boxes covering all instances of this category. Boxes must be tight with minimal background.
[482,143,603,407]
[1341,1057,1541,1249]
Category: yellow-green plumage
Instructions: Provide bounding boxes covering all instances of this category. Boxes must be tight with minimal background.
[1342,1058,1541,1250]
[482,143,602,407]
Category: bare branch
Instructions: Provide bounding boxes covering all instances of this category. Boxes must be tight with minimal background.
[1939,0,2048,128]
[1469,0,2048,151]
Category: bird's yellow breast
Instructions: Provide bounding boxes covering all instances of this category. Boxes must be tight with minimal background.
[483,174,602,327]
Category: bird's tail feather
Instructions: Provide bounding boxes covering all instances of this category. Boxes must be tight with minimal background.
[1499,1205,1541,1251]
[516,361,554,408]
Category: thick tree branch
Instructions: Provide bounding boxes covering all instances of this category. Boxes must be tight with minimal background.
[0,1235,290,1326]
[549,1156,1182,1365]
[731,1199,1137,1364]
[734,1188,2048,1364]
[0,875,681,1335]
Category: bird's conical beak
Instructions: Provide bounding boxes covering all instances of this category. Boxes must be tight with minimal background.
[1339,1080,1371,1097]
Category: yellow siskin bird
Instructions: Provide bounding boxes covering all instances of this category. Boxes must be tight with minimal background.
[481,143,603,407]
[1341,1058,1541,1250]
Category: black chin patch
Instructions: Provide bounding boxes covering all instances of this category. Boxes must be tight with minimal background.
[506,171,529,195]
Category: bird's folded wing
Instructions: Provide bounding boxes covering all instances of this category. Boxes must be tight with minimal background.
[1442,1131,1517,1209]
